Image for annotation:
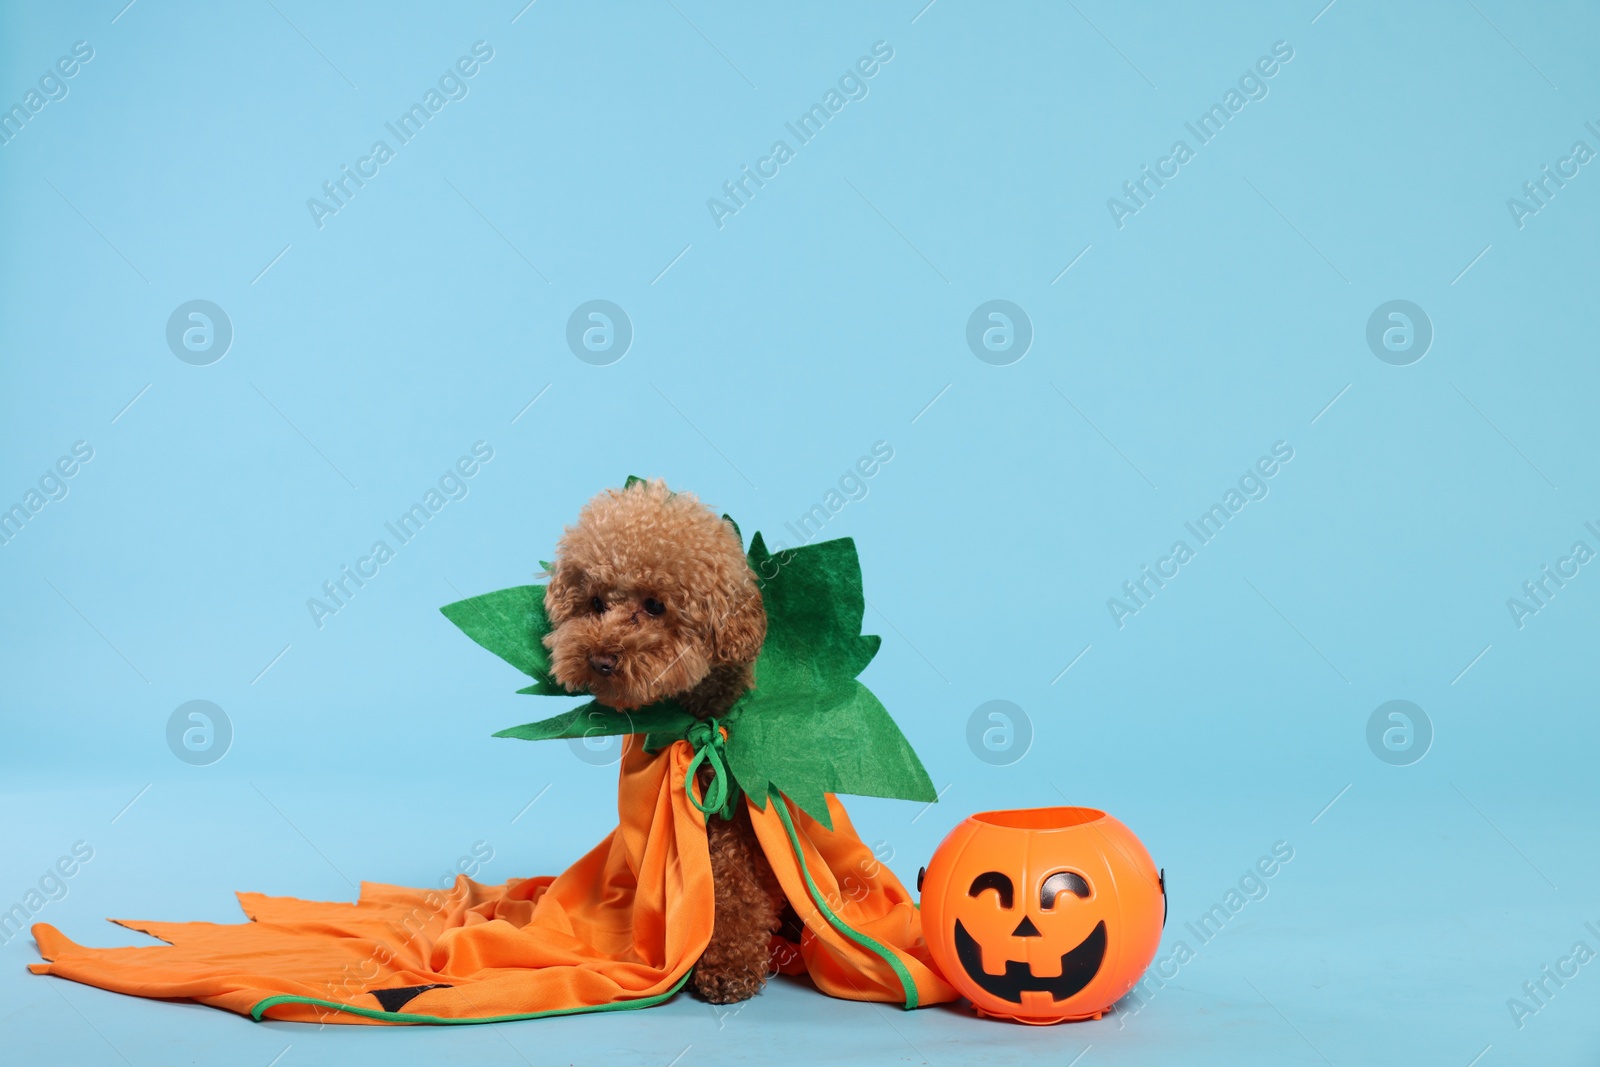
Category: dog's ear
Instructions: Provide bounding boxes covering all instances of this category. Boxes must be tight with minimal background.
[712,575,767,666]
[543,560,582,627]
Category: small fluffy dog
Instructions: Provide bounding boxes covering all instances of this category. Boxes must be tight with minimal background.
[542,479,786,1003]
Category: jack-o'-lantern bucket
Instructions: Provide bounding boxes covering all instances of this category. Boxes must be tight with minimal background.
[919,806,1165,1024]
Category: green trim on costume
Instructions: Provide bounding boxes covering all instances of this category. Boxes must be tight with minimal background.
[249,969,694,1025]
[769,789,919,1010]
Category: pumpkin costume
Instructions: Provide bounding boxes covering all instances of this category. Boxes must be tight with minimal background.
[30,532,958,1023]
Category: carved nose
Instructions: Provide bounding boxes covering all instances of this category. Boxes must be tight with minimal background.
[588,653,618,676]
[1012,916,1042,938]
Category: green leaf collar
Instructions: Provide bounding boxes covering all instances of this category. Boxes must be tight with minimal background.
[440,527,936,828]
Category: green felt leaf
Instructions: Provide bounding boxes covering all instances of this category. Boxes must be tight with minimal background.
[515,680,570,696]
[448,514,936,823]
[494,701,697,742]
[747,533,881,689]
[708,533,934,826]
[623,475,681,502]
[724,681,935,828]
[440,586,565,695]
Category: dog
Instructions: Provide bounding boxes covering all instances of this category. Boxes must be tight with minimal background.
[542,478,786,1004]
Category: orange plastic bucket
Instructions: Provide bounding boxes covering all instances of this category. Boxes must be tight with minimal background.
[920,806,1164,1024]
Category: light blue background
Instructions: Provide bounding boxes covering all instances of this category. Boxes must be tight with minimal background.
[3,1,1598,1063]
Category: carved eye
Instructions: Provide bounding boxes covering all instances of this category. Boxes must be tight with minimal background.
[1040,871,1091,909]
[643,597,665,617]
[590,596,606,614]
[967,871,1014,908]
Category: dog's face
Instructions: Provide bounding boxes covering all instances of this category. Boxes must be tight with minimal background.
[542,480,766,711]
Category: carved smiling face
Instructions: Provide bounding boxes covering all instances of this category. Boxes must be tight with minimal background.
[919,807,1165,1024]
[953,867,1106,1005]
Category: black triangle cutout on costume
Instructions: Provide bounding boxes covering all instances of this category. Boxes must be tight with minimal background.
[777,902,805,943]
[369,982,451,1013]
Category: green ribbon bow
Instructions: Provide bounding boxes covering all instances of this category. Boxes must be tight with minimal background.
[683,717,740,822]
[439,511,937,830]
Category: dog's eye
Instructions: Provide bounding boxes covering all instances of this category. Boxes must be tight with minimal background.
[643,597,665,617]
[590,596,605,614]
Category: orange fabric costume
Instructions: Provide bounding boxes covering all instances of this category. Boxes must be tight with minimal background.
[30,738,955,1023]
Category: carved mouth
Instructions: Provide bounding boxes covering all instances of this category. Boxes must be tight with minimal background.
[953,919,1106,1003]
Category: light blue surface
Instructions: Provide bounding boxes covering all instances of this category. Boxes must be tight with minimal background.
[3,1,1598,1063]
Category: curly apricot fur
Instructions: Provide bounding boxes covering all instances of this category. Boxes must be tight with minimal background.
[543,479,782,1003]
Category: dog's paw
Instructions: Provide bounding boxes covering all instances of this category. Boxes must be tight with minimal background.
[691,965,767,1005]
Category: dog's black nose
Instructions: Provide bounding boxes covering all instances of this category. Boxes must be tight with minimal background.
[588,653,618,676]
